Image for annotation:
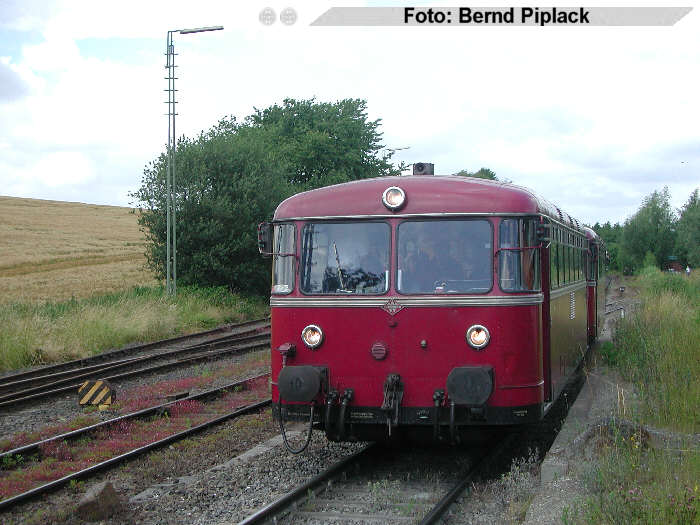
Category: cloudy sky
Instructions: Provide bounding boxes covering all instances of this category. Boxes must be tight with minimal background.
[1,0,698,225]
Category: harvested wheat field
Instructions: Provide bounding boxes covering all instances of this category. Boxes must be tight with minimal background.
[0,196,159,303]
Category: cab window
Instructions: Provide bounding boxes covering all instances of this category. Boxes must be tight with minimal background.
[499,218,541,292]
[300,222,390,294]
[397,220,492,294]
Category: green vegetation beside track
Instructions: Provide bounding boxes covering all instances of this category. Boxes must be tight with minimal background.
[0,286,268,372]
[566,268,699,524]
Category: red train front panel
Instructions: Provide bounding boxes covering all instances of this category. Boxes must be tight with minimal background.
[271,299,544,441]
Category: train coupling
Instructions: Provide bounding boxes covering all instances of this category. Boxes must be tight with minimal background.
[337,389,354,440]
[381,374,404,437]
[432,389,445,442]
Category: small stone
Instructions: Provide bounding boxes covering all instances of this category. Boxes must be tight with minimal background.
[77,481,123,521]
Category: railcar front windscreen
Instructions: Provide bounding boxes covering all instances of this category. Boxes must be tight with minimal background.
[300,222,390,294]
[397,220,492,294]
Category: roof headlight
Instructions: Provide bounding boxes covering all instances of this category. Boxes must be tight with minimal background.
[382,186,406,211]
[301,324,324,349]
[466,325,490,350]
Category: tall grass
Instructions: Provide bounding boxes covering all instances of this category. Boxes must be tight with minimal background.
[0,286,268,372]
[604,268,699,433]
[566,268,699,524]
[565,441,699,525]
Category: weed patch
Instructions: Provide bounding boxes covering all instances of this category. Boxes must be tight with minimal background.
[565,437,699,524]
[0,380,270,502]
[567,269,700,523]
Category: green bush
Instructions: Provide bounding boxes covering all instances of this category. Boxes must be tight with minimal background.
[131,98,402,295]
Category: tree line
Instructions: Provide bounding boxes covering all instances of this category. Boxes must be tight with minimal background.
[131,97,697,295]
[593,188,699,274]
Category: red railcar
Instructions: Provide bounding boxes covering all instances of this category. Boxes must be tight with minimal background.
[582,227,607,345]
[258,168,603,445]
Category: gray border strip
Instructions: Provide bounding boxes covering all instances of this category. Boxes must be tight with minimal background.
[311,7,692,27]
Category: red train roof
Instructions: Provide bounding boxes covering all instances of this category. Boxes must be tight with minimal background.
[582,226,601,242]
[274,175,582,230]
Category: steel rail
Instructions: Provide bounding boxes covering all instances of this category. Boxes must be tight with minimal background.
[0,325,268,396]
[235,434,517,524]
[0,331,269,403]
[0,317,270,386]
[419,434,516,525]
[0,372,270,466]
[0,356,143,395]
[0,335,270,410]
[236,443,376,525]
[0,383,271,511]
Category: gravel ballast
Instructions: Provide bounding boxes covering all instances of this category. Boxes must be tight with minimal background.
[0,349,269,444]
[132,431,366,525]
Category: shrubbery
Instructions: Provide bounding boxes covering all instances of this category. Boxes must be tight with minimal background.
[130,98,401,295]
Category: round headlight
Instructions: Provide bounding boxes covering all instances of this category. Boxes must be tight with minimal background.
[466,325,490,350]
[382,186,406,211]
[301,324,324,349]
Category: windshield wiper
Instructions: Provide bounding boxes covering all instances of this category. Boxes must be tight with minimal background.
[332,241,349,292]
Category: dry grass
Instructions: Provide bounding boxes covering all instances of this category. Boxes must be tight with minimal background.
[0,286,268,371]
[0,196,158,302]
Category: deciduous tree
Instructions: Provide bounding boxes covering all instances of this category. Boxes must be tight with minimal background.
[130,99,400,295]
[620,187,676,273]
[453,167,499,180]
[675,188,700,267]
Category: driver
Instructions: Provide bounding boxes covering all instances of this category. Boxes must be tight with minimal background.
[357,242,388,291]
[404,233,461,292]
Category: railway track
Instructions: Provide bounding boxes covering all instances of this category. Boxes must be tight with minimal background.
[0,317,269,386]
[0,373,272,511]
[0,319,271,410]
[237,435,514,525]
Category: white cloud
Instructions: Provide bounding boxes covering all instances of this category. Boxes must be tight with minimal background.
[28,151,95,187]
[0,0,698,221]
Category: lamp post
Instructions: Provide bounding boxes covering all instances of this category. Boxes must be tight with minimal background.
[165,25,223,295]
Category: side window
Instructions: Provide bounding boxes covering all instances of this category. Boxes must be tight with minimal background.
[568,245,573,283]
[554,237,561,288]
[499,218,541,292]
[550,241,558,289]
[568,246,573,283]
[271,223,295,294]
